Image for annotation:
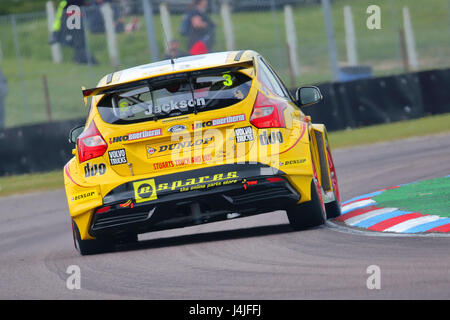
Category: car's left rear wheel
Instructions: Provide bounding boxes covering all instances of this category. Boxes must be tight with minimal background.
[72,220,115,255]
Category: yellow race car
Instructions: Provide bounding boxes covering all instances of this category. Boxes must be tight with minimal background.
[64,50,341,255]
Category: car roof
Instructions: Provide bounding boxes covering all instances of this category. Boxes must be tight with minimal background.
[96,50,258,88]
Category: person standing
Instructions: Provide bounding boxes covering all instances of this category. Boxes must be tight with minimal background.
[180,0,215,55]
[0,67,7,129]
[50,0,97,64]
[164,39,187,60]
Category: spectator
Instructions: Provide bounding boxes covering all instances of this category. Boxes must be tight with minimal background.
[164,39,187,60]
[0,67,7,129]
[86,0,125,34]
[124,16,140,34]
[181,0,215,55]
[86,0,105,33]
[50,0,98,64]
[189,39,208,55]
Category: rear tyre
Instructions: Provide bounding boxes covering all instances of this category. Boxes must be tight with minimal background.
[325,197,341,219]
[72,220,114,255]
[286,180,326,230]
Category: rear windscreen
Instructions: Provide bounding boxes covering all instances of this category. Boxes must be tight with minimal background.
[97,71,252,125]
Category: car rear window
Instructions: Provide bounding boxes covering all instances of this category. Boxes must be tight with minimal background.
[97,71,252,125]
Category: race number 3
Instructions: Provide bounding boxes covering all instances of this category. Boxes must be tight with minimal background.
[222,74,233,86]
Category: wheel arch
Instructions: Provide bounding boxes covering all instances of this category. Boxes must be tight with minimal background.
[308,124,333,194]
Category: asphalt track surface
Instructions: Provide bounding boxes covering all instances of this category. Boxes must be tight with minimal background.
[0,133,449,299]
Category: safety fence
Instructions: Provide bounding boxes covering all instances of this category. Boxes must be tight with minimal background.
[0,0,449,128]
[0,118,82,176]
[305,69,450,131]
[0,67,449,176]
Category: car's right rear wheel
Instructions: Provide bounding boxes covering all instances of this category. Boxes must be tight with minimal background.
[286,156,326,230]
[324,145,341,219]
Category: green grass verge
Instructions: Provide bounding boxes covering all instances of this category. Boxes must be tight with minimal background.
[0,171,64,197]
[0,113,449,197]
[373,176,450,217]
[328,113,450,148]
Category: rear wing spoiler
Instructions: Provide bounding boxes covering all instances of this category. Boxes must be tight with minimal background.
[82,59,254,98]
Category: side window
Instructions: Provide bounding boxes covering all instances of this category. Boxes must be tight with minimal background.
[257,57,286,98]
[264,60,296,102]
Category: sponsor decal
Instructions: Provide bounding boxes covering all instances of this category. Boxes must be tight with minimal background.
[259,131,283,145]
[173,154,213,166]
[109,128,162,144]
[133,179,158,203]
[153,154,213,170]
[146,137,214,158]
[143,98,206,116]
[119,100,129,112]
[147,147,156,156]
[128,128,162,141]
[84,163,106,178]
[108,149,127,165]
[234,126,254,143]
[282,159,306,166]
[153,161,175,170]
[71,190,97,202]
[192,114,246,129]
[99,165,273,207]
[109,135,129,144]
[130,171,240,201]
[155,171,239,193]
[167,124,187,133]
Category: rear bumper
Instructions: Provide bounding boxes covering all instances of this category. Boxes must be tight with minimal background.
[89,163,300,238]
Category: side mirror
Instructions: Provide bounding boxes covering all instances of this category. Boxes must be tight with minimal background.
[296,86,323,107]
[69,125,84,144]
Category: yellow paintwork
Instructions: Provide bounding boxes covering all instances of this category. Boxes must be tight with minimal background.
[64,50,335,240]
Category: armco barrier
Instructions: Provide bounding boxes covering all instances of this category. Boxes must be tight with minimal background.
[417,69,450,115]
[305,69,445,131]
[1,68,450,176]
[0,118,84,176]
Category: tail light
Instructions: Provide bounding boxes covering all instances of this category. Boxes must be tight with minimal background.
[250,92,286,128]
[77,121,107,163]
[95,206,111,214]
[266,177,284,183]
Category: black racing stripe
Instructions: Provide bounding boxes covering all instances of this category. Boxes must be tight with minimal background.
[106,73,114,84]
[234,50,246,61]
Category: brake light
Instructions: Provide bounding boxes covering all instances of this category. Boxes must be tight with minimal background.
[96,206,111,214]
[77,121,107,163]
[266,177,284,183]
[250,92,286,128]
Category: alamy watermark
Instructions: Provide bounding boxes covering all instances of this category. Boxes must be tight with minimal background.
[66,5,81,30]
[366,264,381,290]
[66,265,81,290]
[64,4,383,31]
[367,5,382,30]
